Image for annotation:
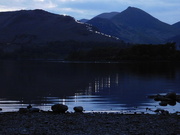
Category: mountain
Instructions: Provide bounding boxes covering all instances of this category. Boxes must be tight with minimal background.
[78,19,89,23]
[172,22,180,29]
[0,9,117,44]
[0,9,123,59]
[168,34,180,47]
[94,12,119,19]
[79,12,119,24]
[87,7,179,44]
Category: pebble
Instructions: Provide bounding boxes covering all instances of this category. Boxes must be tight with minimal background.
[73,106,84,113]
[0,112,179,135]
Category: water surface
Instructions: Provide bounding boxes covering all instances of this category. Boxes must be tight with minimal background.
[0,61,179,113]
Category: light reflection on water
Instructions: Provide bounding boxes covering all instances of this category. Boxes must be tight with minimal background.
[1,94,179,114]
[0,61,180,113]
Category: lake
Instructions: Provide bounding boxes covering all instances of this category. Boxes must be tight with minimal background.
[0,60,179,113]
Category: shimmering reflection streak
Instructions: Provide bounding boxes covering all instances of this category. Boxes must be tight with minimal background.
[22,95,127,112]
[115,73,119,86]
[0,61,180,113]
[82,75,116,96]
[95,78,100,93]
[0,99,25,112]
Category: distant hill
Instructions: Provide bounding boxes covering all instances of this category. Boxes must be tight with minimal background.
[0,9,123,59]
[172,22,180,29]
[94,12,119,19]
[79,12,119,23]
[168,34,180,46]
[87,7,179,44]
[78,19,89,23]
[169,22,180,46]
[0,9,118,44]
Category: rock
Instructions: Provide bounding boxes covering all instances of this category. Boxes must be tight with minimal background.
[176,95,180,102]
[154,95,171,102]
[29,108,40,112]
[153,94,161,101]
[168,100,176,106]
[159,101,168,106]
[27,104,32,109]
[147,95,156,99]
[154,108,164,113]
[161,110,169,115]
[153,94,168,101]
[19,108,29,113]
[74,106,84,113]
[51,104,68,113]
[165,92,176,100]
[154,109,169,115]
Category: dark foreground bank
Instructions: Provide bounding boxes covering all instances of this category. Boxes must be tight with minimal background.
[0,112,179,135]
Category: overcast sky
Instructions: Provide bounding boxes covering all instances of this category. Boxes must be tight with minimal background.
[0,0,179,24]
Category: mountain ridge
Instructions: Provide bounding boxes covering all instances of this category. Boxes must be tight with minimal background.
[172,22,180,29]
[93,12,119,19]
[87,7,179,44]
[0,9,118,44]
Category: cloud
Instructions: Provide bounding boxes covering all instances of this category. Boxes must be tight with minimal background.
[33,0,57,9]
[0,5,22,12]
[0,0,57,11]
[0,0,179,24]
[33,0,45,2]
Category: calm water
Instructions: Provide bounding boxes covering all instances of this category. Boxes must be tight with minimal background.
[0,60,179,113]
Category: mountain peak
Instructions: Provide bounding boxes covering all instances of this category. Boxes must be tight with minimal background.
[94,12,119,19]
[127,6,138,10]
[127,6,143,9]
[121,6,151,17]
[87,7,177,44]
[111,7,166,29]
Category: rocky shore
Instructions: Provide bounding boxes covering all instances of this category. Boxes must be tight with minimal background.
[0,111,179,135]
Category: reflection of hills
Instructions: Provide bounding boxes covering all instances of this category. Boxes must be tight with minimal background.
[75,62,180,107]
[0,61,94,99]
[0,61,180,107]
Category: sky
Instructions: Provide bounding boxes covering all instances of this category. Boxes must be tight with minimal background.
[0,0,179,24]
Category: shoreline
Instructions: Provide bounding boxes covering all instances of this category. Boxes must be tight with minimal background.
[0,111,179,135]
[1,59,180,63]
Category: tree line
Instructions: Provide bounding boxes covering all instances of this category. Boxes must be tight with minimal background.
[67,42,180,61]
[0,41,179,61]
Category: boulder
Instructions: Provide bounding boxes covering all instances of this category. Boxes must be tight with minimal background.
[161,110,169,115]
[147,95,156,99]
[51,104,68,113]
[165,92,176,100]
[29,108,40,112]
[19,108,29,113]
[176,95,180,102]
[168,100,176,106]
[154,109,169,115]
[159,101,168,106]
[154,108,164,113]
[74,106,84,113]
[27,104,32,109]
[154,95,171,102]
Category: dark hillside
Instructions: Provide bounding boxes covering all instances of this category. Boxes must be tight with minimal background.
[87,7,179,44]
[172,22,180,29]
[0,9,118,44]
